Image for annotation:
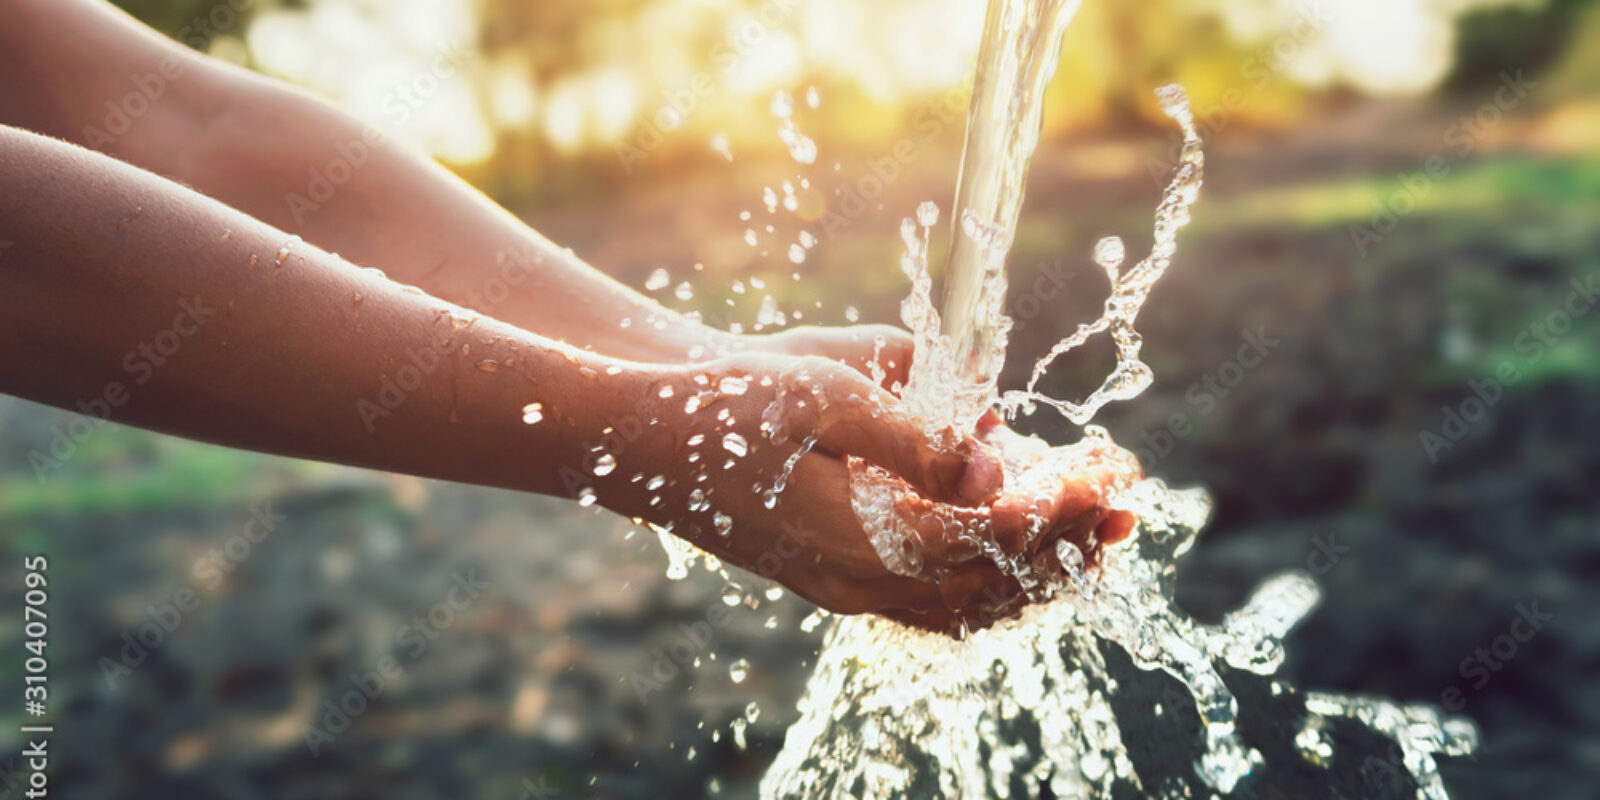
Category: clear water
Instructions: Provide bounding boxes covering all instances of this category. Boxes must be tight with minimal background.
[755,0,1480,796]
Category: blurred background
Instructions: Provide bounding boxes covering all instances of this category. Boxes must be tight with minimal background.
[1,0,1597,797]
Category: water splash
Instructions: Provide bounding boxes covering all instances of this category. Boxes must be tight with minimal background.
[996,86,1202,424]
[762,0,1478,794]
[764,479,1476,798]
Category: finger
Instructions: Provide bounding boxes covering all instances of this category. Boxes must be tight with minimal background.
[802,324,914,392]
[812,391,967,502]
[855,325,914,392]
[955,438,1004,504]
[889,482,989,565]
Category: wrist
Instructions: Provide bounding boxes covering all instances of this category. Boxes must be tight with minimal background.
[545,357,687,513]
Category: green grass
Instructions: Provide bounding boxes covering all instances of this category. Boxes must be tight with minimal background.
[0,433,334,518]
[1192,155,1600,232]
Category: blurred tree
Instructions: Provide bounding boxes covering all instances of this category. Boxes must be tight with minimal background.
[1447,0,1598,93]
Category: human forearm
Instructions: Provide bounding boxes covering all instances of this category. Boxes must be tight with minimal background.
[0,125,1013,628]
[0,123,650,498]
[0,0,731,363]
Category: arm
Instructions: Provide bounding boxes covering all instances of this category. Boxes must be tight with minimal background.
[0,124,1010,631]
[0,0,757,363]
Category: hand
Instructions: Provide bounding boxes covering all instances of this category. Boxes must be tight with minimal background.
[841,412,1142,634]
[593,350,1009,632]
[741,324,914,392]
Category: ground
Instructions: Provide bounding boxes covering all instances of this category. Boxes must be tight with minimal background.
[0,98,1594,798]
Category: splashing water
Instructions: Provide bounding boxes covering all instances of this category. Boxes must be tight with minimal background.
[759,0,1478,796]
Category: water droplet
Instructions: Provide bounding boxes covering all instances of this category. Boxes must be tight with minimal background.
[805,86,820,108]
[647,475,666,491]
[769,90,792,119]
[713,512,733,537]
[728,658,750,683]
[916,200,940,228]
[787,244,806,264]
[645,268,670,291]
[577,488,597,507]
[780,127,817,165]
[1056,539,1084,575]
[1092,236,1125,269]
[844,305,860,322]
[521,402,544,424]
[710,132,732,161]
[799,609,826,633]
[718,376,748,395]
[745,701,761,724]
[274,236,301,267]
[593,453,617,476]
[757,295,781,327]
[675,282,694,301]
[722,433,749,457]
[475,359,500,372]
[721,584,743,606]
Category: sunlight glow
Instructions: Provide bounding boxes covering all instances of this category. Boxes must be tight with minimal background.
[238,0,1519,162]
[246,0,494,164]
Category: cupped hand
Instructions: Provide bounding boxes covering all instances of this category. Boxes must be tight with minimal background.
[837,412,1143,635]
[596,350,1012,632]
[600,342,1142,637]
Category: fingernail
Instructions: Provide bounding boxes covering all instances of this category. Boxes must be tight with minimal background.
[956,440,1004,504]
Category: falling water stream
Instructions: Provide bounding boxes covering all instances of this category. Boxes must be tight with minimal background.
[747,0,1479,797]
[583,0,1482,795]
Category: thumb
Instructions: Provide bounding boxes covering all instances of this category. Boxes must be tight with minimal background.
[810,381,997,504]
